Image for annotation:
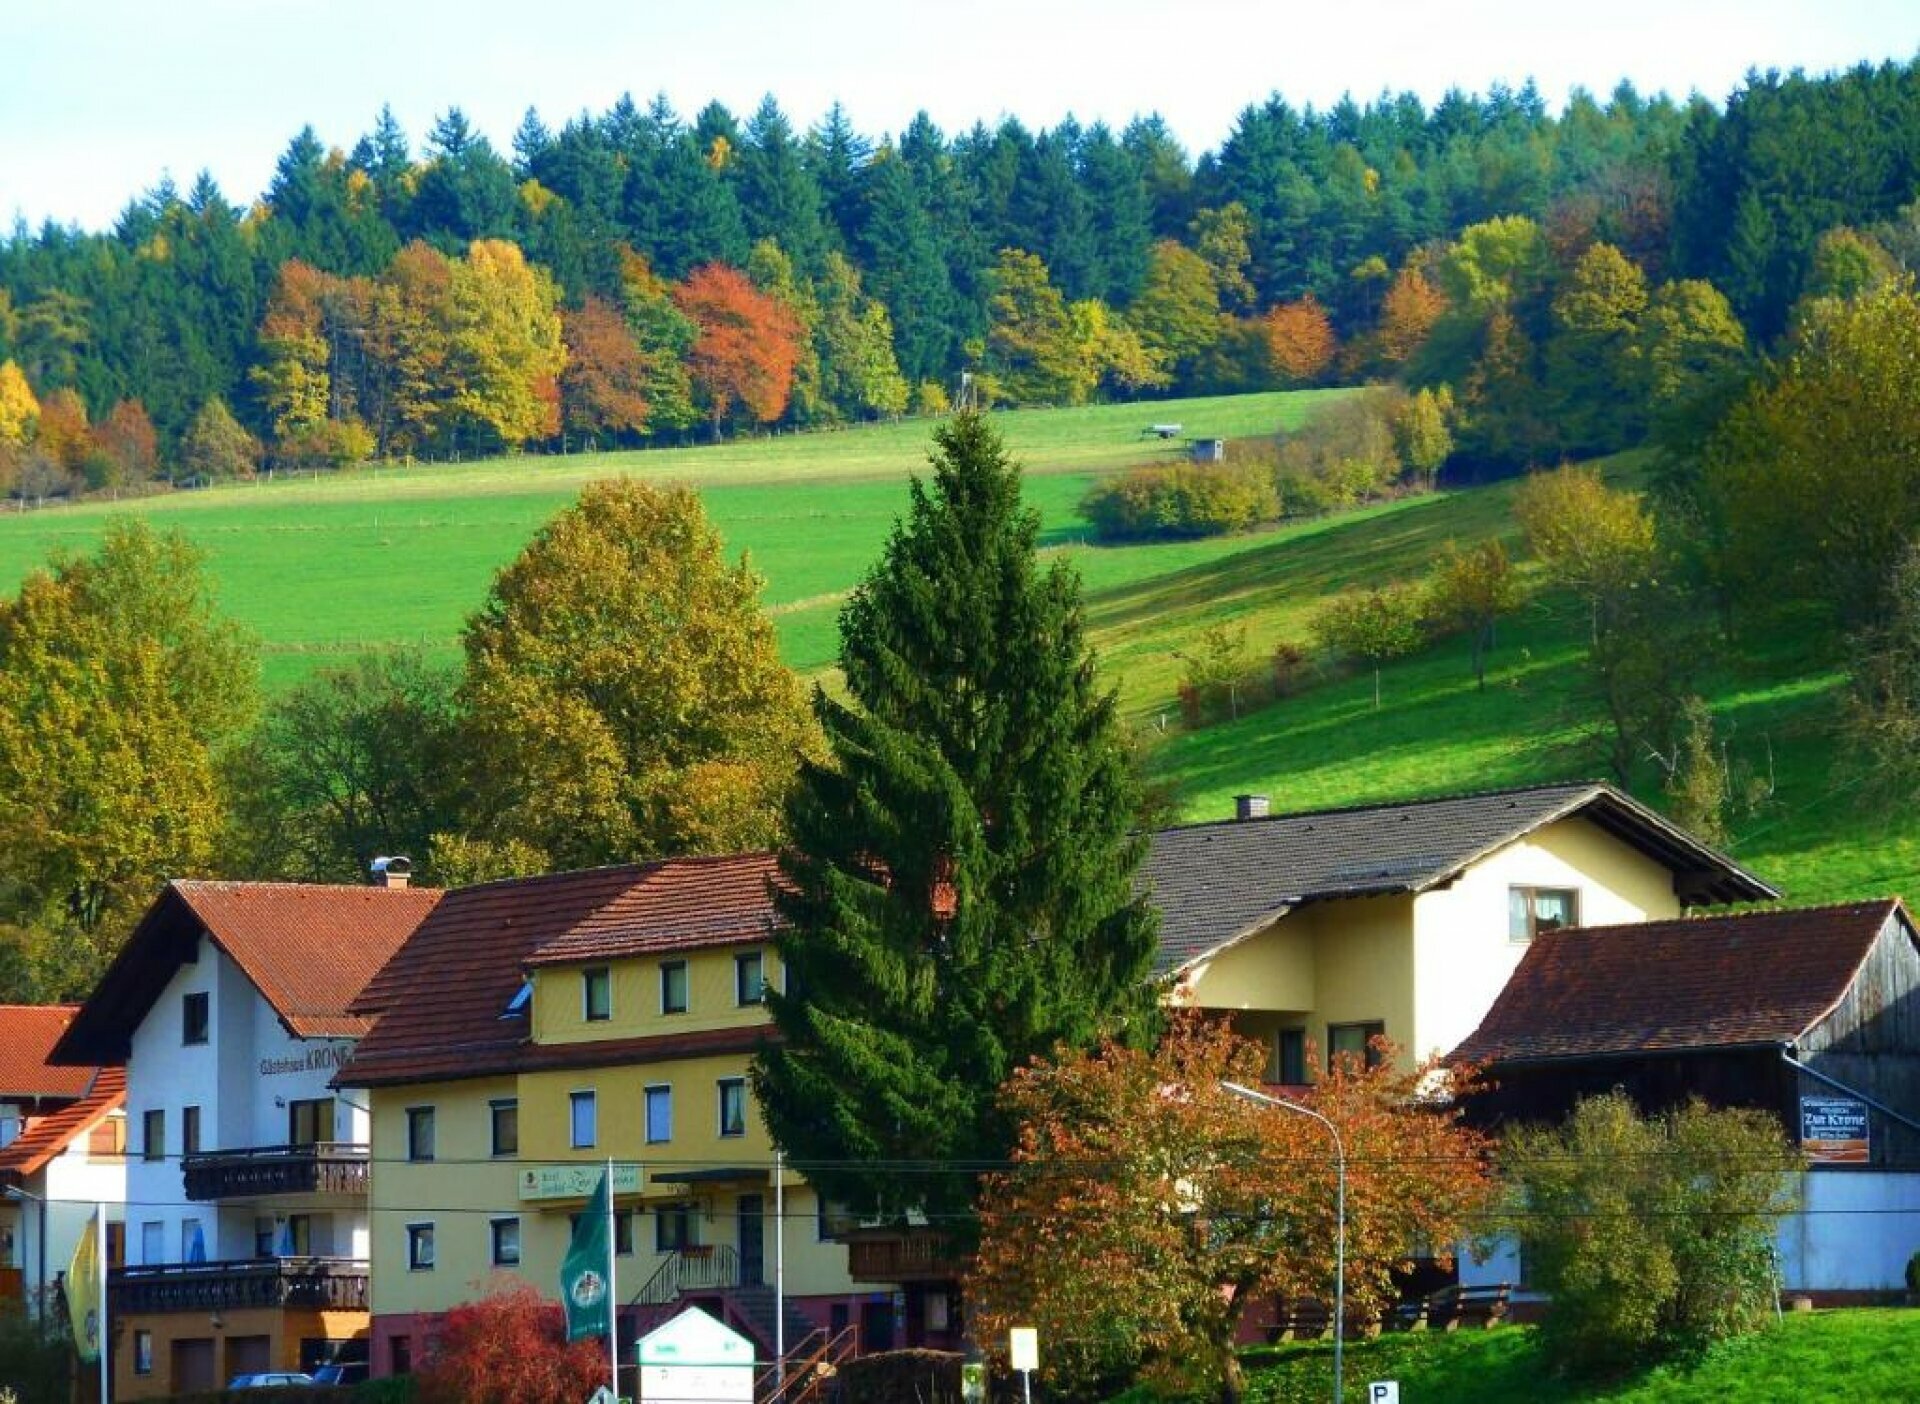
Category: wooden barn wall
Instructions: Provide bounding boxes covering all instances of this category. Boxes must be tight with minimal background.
[1797,915,1920,1167]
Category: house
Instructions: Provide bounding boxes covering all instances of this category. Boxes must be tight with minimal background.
[0,1004,126,1316]
[336,856,885,1386]
[49,876,442,1400]
[1451,899,1920,1296]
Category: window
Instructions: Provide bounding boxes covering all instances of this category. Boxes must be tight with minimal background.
[181,1219,203,1261]
[583,967,612,1022]
[490,1217,521,1266]
[0,1113,18,1149]
[717,1079,747,1138]
[288,1098,332,1146]
[660,961,689,1015]
[570,1091,597,1149]
[1272,1028,1307,1086]
[255,1217,276,1258]
[182,1105,201,1156]
[390,1337,412,1376]
[644,1085,672,1144]
[142,1109,164,1162]
[406,1223,435,1271]
[817,1199,858,1242]
[1328,1021,1386,1070]
[1509,886,1580,942]
[569,1209,636,1256]
[735,951,765,1005]
[490,1099,519,1157]
[656,1204,695,1252]
[139,1221,163,1266]
[406,1106,435,1162]
[134,1330,153,1376]
[182,992,209,1045]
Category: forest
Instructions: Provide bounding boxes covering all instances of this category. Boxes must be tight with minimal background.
[1,59,1919,491]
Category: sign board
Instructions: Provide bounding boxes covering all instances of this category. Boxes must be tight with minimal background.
[638,1307,754,1404]
[585,1389,617,1404]
[521,1162,643,1201]
[1800,1095,1870,1164]
[258,1042,354,1078]
[960,1362,987,1404]
[1009,1328,1038,1373]
[1367,1384,1400,1404]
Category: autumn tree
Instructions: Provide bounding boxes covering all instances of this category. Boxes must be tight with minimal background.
[1127,240,1224,382]
[754,413,1159,1234]
[1545,242,1649,453]
[969,1015,1493,1403]
[0,361,39,447]
[558,295,651,448]
[1310,582,1427,708]
[87,400,158,488]
[1513,464,1657,612]
[0,524,256,988]
[1372,260,1449,369]
[1427,540,1519,689]
[252,259,335,449]
[417,1280,606,1404]
[617,249,702,437]
[1392,385,1454,489]
[985,248,1093,404]
[674,262,803,436]
[31,389,89,475]
[177,397,261,482]
[445,239,566,451]
[1262,295,1337,384]
[456,478,814,871]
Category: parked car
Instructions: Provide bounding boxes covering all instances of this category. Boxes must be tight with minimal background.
[312,1362,368,1385]
[227,1373,316,1389]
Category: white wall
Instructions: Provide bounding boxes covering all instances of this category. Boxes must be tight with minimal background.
[125,930,369,1266]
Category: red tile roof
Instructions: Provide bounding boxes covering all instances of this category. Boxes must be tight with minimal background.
[0,1005,95,1099]
[341,855,781,1089]
[1451,900,1910,1065]
[0,1067,125,1181]
[51,881,443,1066]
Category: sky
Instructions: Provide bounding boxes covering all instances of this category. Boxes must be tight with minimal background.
[3,0,1915,233]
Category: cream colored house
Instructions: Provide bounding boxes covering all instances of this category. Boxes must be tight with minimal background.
[1148,783,1775,1079]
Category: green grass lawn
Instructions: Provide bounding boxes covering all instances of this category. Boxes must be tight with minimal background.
[1231,1312,1919,1403]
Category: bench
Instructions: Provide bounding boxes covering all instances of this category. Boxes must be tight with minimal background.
[1266,1297,1331,1342]
[1424,1282,1511,1331]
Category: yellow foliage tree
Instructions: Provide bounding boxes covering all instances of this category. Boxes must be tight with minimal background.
[446,239,565,451]
[0,361,39,447]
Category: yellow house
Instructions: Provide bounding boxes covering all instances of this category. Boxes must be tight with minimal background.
[1150,783,1776,1079]
[338,857,887,1385]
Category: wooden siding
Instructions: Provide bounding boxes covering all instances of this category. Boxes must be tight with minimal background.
[1797,912,1920,1167]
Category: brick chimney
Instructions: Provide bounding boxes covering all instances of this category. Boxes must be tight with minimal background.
[1234,794,1270,821]
[369,855,412,889]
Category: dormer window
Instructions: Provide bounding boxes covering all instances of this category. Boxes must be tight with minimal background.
[501,980,532,1020]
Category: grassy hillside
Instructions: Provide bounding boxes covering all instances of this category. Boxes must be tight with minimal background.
[0,388,1903,906]
[1220,1312,1919,1403]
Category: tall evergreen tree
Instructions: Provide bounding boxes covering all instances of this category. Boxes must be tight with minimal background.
[753,412,1159,1230]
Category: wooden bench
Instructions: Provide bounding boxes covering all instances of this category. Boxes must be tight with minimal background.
[1424,1282,1511,1331]
[1266,1298,1331,1342]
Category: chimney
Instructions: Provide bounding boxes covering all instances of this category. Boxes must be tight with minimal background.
[1234,794,1270,822]
[369,855,412,889]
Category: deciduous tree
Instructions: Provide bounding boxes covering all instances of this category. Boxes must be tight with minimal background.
[1310,582,1427,708]
[88,400,158,488]
[417,1280,606,1404]
[1426,540,1518,689]
[445,239,566,451]
[1262,295,1337,385]
[985,248,1093,405]
[177,397,261,482]
[0,361,38,447]
[559,295,651,447]
[673,262,803,435]
[754,412,1159,1233]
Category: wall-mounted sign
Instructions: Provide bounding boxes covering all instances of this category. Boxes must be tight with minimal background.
[1800,1095,1870,1164]
[258,1043,354,1078]
[520,1163,642,1201]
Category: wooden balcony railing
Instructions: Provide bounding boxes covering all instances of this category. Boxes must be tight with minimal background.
[182,1143,370,1202]
[110,1258,370,1315]
[845,1231,958,1282]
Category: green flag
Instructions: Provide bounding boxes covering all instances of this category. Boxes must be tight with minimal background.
[560,1169,613,1341]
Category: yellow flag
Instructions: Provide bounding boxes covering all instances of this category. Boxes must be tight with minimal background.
[66,1210,100,1364]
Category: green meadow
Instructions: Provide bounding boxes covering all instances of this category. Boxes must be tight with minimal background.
[0,388,1904,907]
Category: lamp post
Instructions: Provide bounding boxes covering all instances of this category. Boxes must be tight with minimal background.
[1222,1081,1345,1404]
[3,1184,47,1322]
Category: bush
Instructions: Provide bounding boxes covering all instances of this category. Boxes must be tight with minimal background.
[1081,458,1278,541]
[1496,1093,1800,1377]
[1268,386,1416,512]
[836,1348,964,1404]
[0,1307,77,1404]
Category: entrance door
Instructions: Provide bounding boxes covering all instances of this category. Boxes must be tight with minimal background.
[736,1194,764,1286]
[172,1338,216,1393]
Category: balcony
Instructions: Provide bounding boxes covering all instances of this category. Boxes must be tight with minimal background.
[845,1230,960,1282]
[111,1258,369,1315]
[183,1143,370,1202]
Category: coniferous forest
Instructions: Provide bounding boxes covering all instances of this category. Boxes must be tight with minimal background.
[2,61,1918,491]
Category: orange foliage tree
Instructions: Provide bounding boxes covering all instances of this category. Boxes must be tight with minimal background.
[90,400,158,487]
[969,1013,1493,1404]
[416,1279,607,1404]
[559,295,651,447]
[1374,262,1450,368]
[673,263,801,437]
[1262,295,1337,385]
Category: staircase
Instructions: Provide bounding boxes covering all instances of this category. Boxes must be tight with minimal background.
[626,1246,822,1369]
[724,1282,819,1359]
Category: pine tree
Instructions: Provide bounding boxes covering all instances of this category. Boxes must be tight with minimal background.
[753,412,1159,1231]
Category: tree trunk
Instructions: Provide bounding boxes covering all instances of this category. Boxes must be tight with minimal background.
[1219,1347,1246,1404]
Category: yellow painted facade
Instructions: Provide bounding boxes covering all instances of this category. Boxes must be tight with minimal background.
[532,944,784,1044]
[1178,814,1683,1071]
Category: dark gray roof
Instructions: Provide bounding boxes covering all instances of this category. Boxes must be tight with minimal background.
[1143,782,1778,976]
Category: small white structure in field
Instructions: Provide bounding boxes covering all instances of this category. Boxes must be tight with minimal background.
[637,1305,755,1403]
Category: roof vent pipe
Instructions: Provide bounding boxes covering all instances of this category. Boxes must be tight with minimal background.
[369,855,412,890]
[1234,794,1270,821]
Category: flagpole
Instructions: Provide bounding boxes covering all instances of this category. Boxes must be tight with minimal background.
[606,1158,618,1401]
[774,1150,785,1391]
[95,1203,108,1404]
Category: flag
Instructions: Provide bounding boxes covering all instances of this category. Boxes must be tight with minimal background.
[559,1169,612,1341]
[66,1209,101,1364]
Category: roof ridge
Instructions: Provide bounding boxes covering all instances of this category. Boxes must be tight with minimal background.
[1545,897,1902,938]
[1150,780,1605,835]
[172,878,443,894]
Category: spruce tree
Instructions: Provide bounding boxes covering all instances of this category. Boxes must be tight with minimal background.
[753,412,1159,1232]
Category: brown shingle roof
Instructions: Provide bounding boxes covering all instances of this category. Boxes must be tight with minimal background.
[51,881,443,1066]
[526,853,780,966]
[0,1005,96,1099]
[1144,781,1778,976]
[0,1067,125,1182]
[1450,900,1909,1065]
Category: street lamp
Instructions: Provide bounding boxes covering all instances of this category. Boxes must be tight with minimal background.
[3,1184,47,1322]
[1222,1081,1345,1404]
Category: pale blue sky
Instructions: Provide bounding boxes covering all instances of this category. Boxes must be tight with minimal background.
[3,0,1915,232]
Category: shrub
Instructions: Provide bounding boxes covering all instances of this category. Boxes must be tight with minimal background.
[1270,640,1309,697]
[1309,582,1428,707]
[1081,459,1278,541]
[836,1348,964,1404]
[1496,1093,1800,1377]
[1269,386,1414,512]
[1176,623,1256,725]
